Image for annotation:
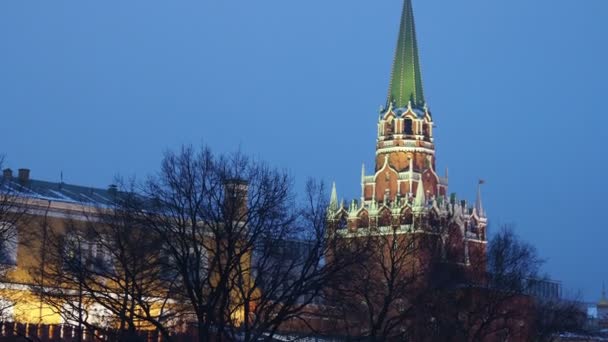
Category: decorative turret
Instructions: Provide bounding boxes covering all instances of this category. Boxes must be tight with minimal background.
[474,180,486,218]
[598,283,608,322]
[360,163,366,203]
[329,182,339,213]
[413,179,426,212]
[599,283,608,308]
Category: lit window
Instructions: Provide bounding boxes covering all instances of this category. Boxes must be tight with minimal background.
[0,222,17,266]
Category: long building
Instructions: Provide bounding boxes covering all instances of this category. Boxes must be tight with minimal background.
[0,167,119,324]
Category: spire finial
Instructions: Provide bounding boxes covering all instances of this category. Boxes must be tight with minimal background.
[599,283,608,307]
[475,179,486,218]
[387,0,425,109]
[361,163,366,182]
[329,182,339,211]
[361,163,366,202]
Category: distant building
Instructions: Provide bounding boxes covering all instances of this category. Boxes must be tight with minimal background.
[587,284,608,330]
[0,169,255,333]
[0,168,118,324]
[598,286,608,324]
[527,278,562,300]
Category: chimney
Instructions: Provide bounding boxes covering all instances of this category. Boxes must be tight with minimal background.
[224,179,249,220]
[108,184,118,197]
[2,169,12,181]
[18,168,30,184]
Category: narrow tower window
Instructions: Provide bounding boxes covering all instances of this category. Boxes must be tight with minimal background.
[385,119,394,137]
[404,119,413,135]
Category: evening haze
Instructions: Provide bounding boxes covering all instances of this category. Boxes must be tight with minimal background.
[1,0,606,300]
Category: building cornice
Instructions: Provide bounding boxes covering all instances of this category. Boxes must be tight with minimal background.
[376,146,435,156]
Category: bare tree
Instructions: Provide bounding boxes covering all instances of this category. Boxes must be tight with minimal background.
[0,156,29,272]
[327,228,438,341]
[80,188,178,340]
[534,294,587,342]
[322,205,476,342]
[29,187,177,341]
[0,156,30,319]
[421,225,553,342]
[136,145,354,341]
[225,179,361,341]
[27,208,92,341]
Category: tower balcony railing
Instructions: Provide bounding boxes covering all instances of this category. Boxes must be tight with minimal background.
[379,134,431,143]
[378,140,422,148]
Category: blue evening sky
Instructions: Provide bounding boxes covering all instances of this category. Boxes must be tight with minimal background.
[1,0,606,300]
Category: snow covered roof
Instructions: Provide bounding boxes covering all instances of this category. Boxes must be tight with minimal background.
[1,177,117,206]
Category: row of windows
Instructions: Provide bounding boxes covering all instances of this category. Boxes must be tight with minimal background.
[384,119,431,137]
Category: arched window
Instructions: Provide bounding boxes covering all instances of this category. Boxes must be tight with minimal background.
[358,212,370,229]
[338,215,348,230]
[404,119,413,135]
[378,209,392,227]
[400,211,413,225]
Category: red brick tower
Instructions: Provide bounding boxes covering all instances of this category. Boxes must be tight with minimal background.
[328,0,487,272]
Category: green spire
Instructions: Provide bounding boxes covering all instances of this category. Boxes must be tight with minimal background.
[387,0,425,109]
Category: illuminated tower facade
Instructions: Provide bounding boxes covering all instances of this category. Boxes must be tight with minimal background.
[328,0,487,269]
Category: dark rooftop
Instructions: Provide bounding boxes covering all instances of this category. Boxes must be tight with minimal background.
[1,174,116,206]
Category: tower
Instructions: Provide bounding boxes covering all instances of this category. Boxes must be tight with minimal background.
[328,0,487,270]
[372,0,443,205]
